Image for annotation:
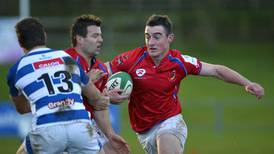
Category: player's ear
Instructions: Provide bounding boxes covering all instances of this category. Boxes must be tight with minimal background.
[76,35,83,43]
[168,33,174,43]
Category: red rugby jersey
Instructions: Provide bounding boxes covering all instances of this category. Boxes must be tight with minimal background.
[110,47,202,133]
[65,48,108,116]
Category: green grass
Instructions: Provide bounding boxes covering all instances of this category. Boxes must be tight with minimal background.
[0,41,273,154]
[0,138,21,154]
[183,99,274,154]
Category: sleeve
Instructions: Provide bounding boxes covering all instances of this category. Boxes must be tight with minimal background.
[63,55,89,86]
[180,54,202,75]
[78,63,90,86]
[7,64,20,96]
[95,63,108,92]
[109,50,133,74]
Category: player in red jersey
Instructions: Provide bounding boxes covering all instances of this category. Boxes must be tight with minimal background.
[65,14,129,154]
[106,14,264,154]
[16,15,129,154]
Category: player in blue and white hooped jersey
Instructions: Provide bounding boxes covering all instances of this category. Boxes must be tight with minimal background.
[8,48,96,153]
[8,47,91,128]
[7,17,129,154]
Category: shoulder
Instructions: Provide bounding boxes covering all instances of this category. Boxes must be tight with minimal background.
[132,46,146,52]
[6,56,26,88]
[7,61,20,80]
[121,46,145,55]
[8,54,28,73]
[64,47,75,53]
[110,46,146,72]
[119,46,146,60]
[63,48,79,59]
[169,49,186,57]
[131,46,147,56]
[170,49,198,63]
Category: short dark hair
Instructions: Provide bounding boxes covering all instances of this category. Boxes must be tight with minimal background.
[71,14,102,47]
[146,14,173,35]
[15,17,46,50]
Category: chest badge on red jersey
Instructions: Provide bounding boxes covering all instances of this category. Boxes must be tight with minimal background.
[169,70,176,81]
[136,68,146,77]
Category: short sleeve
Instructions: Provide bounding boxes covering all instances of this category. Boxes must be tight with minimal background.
[110,50,132,74]
[63,56,90,86]
[7,64,20,96]
[180,54,202,75]
[78,63,89,86]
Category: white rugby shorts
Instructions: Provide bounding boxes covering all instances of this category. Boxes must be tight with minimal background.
[24,121,101,154]
[136,114,187,154]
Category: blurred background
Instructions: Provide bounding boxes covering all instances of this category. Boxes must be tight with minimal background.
[0,0,273,153]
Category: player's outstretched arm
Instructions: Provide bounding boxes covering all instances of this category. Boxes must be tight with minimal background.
[199,62,264,99]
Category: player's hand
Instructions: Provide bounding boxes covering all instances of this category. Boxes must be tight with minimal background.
[245,82,264,100]
[91,95,110,110]
[88,69,107,83]
[107,132,130,154]
[104,89,129,104]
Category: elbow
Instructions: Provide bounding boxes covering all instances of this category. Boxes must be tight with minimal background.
[10,95,31,114]
[215,65,235,82]
[214,65,227,80]
[16,109,27,114]
[15,107,30,114]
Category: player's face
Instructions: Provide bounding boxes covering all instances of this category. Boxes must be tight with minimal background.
[145,25,174,59]
[81,25,103,57]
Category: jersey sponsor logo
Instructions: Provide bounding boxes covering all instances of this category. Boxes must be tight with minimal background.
[169,70,176,81]
[39,54,51,60]
[33,58,64,69]
[116,54,129,66]
[136,69,146,77]
[123,54,129,60]
[48,98,75,109]
[181,55,198,66]
[116,58,123,65]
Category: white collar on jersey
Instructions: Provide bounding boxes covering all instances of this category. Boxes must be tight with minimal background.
[28,47,51,54]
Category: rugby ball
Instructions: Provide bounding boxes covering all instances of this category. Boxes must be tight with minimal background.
[106,71,133,96]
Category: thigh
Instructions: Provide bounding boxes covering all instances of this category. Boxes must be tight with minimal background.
[137,115,187,154]
[156,114,187,153]
[136,126,158,154]
[27,125,66,154]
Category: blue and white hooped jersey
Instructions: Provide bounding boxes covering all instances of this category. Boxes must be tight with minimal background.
[7,47,91,129]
